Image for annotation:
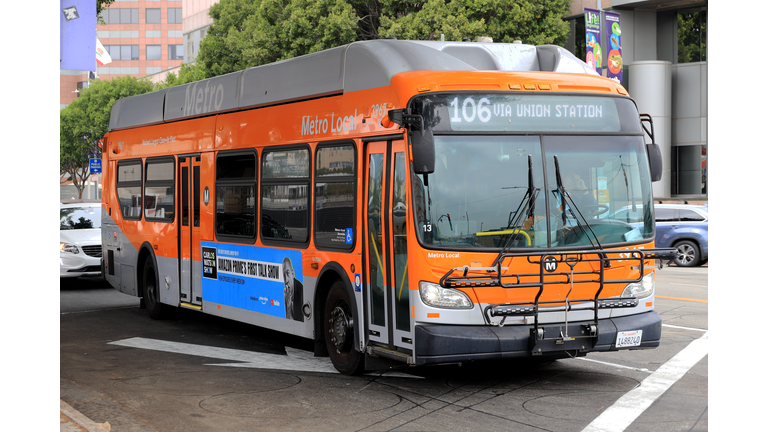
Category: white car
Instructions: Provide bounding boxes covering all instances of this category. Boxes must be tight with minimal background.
[60,201,103,278]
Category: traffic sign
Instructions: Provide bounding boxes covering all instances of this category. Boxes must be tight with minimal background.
[89,158,102,174]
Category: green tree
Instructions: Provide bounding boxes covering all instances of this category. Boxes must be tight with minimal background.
[60,76,154,198]
[154,0,573,87]
[155,62,206,89]
[193,0,358,79]
[379,0,571,45]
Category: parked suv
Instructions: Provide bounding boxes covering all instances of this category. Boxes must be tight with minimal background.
[654,204,708,267]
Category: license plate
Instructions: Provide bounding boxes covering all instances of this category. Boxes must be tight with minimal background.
[615,330,643,348]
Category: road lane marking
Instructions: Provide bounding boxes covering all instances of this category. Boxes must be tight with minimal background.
[656,295,708,303]
[576,357,650,373]
[662,324,707,332]
[581,331,708,432]
[107,337,418,378]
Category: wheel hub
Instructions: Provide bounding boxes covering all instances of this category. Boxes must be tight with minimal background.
[329,306,350,351]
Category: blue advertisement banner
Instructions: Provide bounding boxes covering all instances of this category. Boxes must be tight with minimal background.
[584,8,602,76]
[605,11,623,83]
[201,242,304,322]
[60,0,96,71]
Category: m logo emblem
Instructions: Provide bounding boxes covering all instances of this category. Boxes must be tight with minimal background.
[543,256,558,273]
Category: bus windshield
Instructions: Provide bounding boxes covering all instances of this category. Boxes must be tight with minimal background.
[413,134,654,249]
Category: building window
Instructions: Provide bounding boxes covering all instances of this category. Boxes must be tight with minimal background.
[144,158,175,222]
[168,8,182,24]
[185,27,208,64]
[76,81,88,98]
[314,144,355,250]
[168,45,183,60]
[146,8,161,24]
[100,8,138,24]
[672,145,706,196]
[261,147,310,244]
[117,160,142,220]
[216,152,257,241]
[146,45,161,60]
[678,9,706,63]
[105,45,139,60]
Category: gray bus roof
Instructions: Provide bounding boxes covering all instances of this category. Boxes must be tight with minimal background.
[108,39,598,131]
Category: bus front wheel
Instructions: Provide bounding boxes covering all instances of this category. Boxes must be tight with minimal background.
[143,256,166,319]
[323,280,365,375]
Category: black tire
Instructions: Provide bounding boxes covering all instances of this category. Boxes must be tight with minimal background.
[143,256,166,319]
[673,240,700,267]
[323,280,365,375]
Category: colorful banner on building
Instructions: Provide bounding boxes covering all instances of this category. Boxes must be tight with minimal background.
[60,0,96,71]
[605,11,623,83]
[584,8,602,76]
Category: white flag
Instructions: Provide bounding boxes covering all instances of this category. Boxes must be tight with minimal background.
[96,38,112,66]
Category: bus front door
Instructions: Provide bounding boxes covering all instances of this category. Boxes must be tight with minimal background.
[365,139,413,353]
[179,155,202,306]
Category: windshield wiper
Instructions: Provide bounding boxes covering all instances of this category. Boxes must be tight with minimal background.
[492,155,539,266]
[553,155,607,258]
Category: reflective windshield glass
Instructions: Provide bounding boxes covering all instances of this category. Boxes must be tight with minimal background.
[544,136,654,247]
[60,206,101,230]
[413,135,654,249]
[414,136,548,248]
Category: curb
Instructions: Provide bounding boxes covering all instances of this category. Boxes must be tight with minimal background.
[60,400,110,432]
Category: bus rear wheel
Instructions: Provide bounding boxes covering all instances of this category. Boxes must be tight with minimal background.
[323,280,364,375]
[143,256,166,319]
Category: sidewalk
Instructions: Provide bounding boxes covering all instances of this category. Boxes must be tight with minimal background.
[61,400,110,432]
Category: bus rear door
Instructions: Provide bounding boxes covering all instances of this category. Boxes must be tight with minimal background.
[179,155,202,306]
[364,138,413,354]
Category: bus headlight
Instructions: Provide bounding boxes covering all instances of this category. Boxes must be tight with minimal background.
[621,272,655,299]
[419,282,473,309]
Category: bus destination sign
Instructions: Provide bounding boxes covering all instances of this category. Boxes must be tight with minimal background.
[421,94,627,133]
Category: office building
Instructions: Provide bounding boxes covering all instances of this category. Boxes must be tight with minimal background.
[564,0,708,200]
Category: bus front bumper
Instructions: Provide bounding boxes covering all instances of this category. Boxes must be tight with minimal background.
[413,310,661,366]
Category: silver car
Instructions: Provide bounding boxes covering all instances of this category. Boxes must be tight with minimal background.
[60,201,103,278]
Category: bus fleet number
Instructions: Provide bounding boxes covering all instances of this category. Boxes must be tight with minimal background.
[371,103,387,117]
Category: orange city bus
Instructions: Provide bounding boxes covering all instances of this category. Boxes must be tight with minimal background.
[101,39,675,374]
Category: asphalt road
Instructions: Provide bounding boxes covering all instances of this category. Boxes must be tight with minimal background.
[59,265,709,432]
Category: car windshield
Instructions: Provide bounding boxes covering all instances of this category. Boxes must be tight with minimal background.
[60,206,101,230]
[413,135,654,249]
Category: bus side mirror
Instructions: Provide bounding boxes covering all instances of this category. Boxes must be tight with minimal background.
[411,130,435,174]
[388,109,435,174]
[640,113,662,182]
[646,143,663,182]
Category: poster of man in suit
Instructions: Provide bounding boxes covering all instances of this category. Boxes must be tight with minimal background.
[283,257,304,321]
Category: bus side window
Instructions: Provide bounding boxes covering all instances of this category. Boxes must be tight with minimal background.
[144,157,175,222]
[314,144,355,250]
[261,147,311,244]
[116,160,143,220]
[215,151,258,242]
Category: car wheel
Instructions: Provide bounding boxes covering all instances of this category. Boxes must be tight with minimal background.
[143,256,166,319]
[673,240,700,267]
[323,280,365,375]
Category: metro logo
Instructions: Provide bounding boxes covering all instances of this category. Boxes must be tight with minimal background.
[543,256,558,273]
[185,81,225,116]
